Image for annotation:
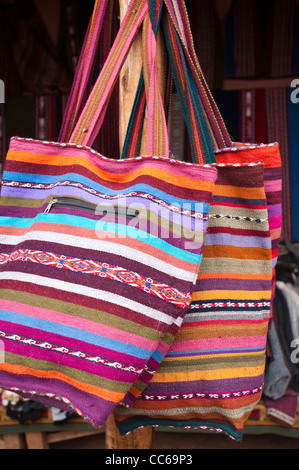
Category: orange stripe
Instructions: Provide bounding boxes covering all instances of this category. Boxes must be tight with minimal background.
[202,245,271,260]
[175,323,268,341]
[212,184,265,199]
[8,151,213,191]
[150,365,265,383]
[0,363,124,403]
[197,272,272,281]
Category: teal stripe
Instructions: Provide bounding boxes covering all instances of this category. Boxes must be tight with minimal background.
[0,214,203,263]
[0,309,151,359]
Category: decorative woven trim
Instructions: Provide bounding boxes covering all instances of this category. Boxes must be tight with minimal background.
[209,214,269,223]
[0,329,155,376]
[1,179,209,221]
[123,423,238,440]
[214,142,279,154]
[0,249,192,308]
[189,301,271,310]
[139,385,263,402]
[10,137,214,168]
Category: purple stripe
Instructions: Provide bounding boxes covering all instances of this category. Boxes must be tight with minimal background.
[0,319,146,371]
[211,196,266,206]
[1,262,183,318]
[0,369,115,427]
[3,161,213,202]
[0,279,168,331]
[204,233,271,249]
[141,374,265,395]
[194,278,272,292]
[267,203,282,217]
[0,239,194,293]
[263,167,282,181]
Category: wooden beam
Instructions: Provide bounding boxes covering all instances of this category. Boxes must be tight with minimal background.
[105,413,152,450]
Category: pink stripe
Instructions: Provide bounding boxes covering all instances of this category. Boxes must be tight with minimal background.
[8,138,216,181]
[71,0,149,147]
[169,335,267,353]
[145,14,169,156]
[1,299,158,350]
[264,180,282,192]
[269,216,282,230]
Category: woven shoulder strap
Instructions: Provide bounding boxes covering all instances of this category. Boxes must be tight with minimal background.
[163,0,232,151]
[69,0,149,147]
[123,0,233,164]
[59,0,109,143]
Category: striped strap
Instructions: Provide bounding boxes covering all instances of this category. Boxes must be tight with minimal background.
[163,0,232,151]
[59,0,109,143]
[143,12,169,156]
[122,1,217,163]
[120,1,165,160]
[70,0,149,147]
[163,11,216,163]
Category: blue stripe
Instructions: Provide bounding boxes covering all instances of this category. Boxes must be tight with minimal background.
[0,309,151,359]
[167,347,265,356]
[0,214,202,263]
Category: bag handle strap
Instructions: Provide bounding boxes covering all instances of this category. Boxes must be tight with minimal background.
[69,0,149,147]
[142,10,169,157]
[122,1,218,163]
[59,0,109,143]
[163,0,232,151]
[122,0,233,163]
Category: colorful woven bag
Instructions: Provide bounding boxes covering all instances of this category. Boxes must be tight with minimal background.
[0,0,218,427]
[114,0,282,440]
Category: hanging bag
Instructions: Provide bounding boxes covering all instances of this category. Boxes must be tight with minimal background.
[114,0,282,441]
[0,0,217,428]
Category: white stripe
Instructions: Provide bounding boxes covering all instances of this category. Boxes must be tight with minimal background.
[0,230,195,282]
[0,271,182,326]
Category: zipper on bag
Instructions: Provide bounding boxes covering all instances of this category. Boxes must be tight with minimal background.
[44,197,139,219]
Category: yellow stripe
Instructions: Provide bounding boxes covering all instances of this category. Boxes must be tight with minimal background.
[192,290,272,301]
[151,365,265,383]
[162,350,264,363]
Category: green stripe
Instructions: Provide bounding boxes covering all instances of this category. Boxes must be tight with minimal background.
[4,352,131,393]
[0,289,160,341]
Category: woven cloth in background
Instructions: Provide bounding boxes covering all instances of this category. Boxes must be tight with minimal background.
[189,0,224,89]
[265,0,296,78]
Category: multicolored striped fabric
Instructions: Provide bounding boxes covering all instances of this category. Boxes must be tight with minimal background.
[114,158,275,440]
[216,143,282,315]
[0,136,217,427]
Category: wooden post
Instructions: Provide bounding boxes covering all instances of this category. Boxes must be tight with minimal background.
[105,0,166,450]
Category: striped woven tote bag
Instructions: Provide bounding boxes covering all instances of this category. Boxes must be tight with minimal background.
[0,0,218,428]
[114,0,282,440]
